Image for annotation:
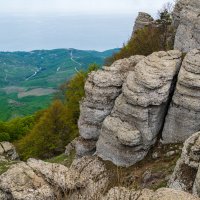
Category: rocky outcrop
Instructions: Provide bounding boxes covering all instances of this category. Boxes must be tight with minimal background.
[169,131,200,197]
[0,156,109,200]
[193,166,200,197]
[132,12,154,37]
[77,55,144,157]
[96,50,182,166]
[64,137,78,156]
[0,154,199,200]
[162,49,200,143]
[173,0,200,52]
[0,142,19,161]
[103,187,199,200]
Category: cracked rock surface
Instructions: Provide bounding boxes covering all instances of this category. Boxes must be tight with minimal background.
[0,156,109,200]
[96,50,182,166]
[162,49,200,143]
[77,55,144,157]
[0,142,19,161]
[173,0,200,52]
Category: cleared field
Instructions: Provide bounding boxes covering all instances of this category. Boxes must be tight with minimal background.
[18,88,58,98]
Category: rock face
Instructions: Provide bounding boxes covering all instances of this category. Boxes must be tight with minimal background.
[0,142,19,161]
[77,55,144,157]
[0,155,199,200]
[162,49,200,144]
[169,132,200,196]
[0,156,109,200]
[96,50,182,166]
[132,12,154,37]
[173,0,200,52]
[103,187,200,200]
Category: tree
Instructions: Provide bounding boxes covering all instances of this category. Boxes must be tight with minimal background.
[16,100,69,159]
[16,64,98,160]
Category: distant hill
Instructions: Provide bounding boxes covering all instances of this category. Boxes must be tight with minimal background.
[0,48,119,121]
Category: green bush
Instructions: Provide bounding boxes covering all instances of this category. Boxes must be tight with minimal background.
[0,132,10,142]
[0,115,35,142]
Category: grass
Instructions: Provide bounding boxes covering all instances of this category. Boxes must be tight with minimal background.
[45,150,76,167]
[0,160,19,175]
[0,91,52,121]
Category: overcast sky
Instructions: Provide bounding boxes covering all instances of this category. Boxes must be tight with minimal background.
[0,0,174,16]
[0,0,175,51]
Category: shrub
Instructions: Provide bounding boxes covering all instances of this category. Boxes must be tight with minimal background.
[0,132,10,142]
[105,10,174,66]
[0,115,35,142]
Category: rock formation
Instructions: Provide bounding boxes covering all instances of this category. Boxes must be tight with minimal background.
[77,55,144,157]
[162,49,200,143]
[168,131,200,199]
[132,12,154,37]
[0,156,109,200]
[0,154,200,200]
[96,50,182,166]
[103,187,200,200]
[0,142,19,161]
[173,0,200,52]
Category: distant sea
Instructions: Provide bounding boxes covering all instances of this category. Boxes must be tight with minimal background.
[0,14,135,51]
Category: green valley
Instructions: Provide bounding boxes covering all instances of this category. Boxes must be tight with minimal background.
[0,48,119,121]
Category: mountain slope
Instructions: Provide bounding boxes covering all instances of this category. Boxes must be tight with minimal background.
[0,48,119,121]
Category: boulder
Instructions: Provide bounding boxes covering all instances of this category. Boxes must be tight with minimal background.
[77,55,144,157]
[0,142,19,161]
[173,0,200,52]
[0,156,108,200]
[162,49,200,143]
[96,50,182,166]
[0,162,55,200]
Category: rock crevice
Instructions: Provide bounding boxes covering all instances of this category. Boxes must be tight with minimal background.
[162,49,200,144]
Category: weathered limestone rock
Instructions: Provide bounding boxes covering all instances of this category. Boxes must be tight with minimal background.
[132,12,154,37]
[96,50,182,166]
[0,162,55,200]
[70,156,109,200]
[77,55,144,157]
[65,137,78,156]
[0,142,19,161]
[0,154,199,199]
[0,156,108,200]
[162,49,200,143]
[193,167,200,197]
[173,0,200,52]
[169,132,200,193]
[75,137,97,157]
[102,187,200,200]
